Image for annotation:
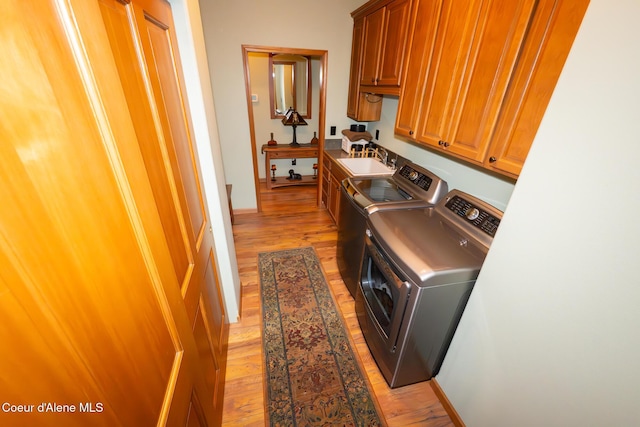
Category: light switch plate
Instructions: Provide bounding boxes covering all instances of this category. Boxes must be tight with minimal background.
[251,94,258,103]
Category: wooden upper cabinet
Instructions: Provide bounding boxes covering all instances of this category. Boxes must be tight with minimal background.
[397,0,589,178]
[485,0,590,178]
[377,0,413,87]
[347,14,384,121]
[359,0,413,93]
[414,0,538,162]
[360,8,385,87]
[347,0,413,121]
[347,16,366,119]
[395,0,443,138]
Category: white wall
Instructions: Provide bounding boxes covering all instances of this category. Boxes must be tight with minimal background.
[199,0,364,210]
[169,0,241,322]
[437,1,640,425]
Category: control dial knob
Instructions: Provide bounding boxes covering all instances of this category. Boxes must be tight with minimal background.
[408,170,419,181]
[465,207,480,221]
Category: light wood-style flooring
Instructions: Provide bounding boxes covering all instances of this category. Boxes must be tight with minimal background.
[222,183,454,426]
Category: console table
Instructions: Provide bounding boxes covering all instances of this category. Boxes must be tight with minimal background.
[261,143,319,190]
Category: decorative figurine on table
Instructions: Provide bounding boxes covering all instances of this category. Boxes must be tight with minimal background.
[267,132,277,146]
[287,169,302,180]
[271,164,277,181]
[310,132,318,145]
[313,163,318,179]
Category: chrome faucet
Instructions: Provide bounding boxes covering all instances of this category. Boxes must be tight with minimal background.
[376,147,389,165]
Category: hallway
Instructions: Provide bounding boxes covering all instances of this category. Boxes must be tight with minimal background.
[222,184,453,426]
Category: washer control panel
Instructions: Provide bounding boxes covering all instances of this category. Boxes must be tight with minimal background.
[397,164,432,191]
[445,195,501,237]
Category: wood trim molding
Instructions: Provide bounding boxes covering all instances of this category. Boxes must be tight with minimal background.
[241,45,327,212]
[232,208,259,215]
[430,378,466,427]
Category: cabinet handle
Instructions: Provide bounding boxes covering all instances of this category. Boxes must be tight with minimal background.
[489,156,497,163]
[371,78,376,83]
[438,140,444,146]
[443,142,450,148]
[409,130,413,136]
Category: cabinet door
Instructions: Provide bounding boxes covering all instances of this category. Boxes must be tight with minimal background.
[99,0,227,423]
[321,156,332,208]
[347,16,365,119]
[416,0,536,162]
[485,0,590,177]
[360,7,385,86]
[377,0,413,87]
[329,173,342,224]
[396,0,444,138]
[415,1,480,149]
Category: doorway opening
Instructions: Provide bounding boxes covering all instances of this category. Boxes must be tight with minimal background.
[241,45,328,212]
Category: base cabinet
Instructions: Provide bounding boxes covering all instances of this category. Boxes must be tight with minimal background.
[322,156,347,224]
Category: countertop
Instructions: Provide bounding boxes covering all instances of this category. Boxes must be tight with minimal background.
[323,139,404,175]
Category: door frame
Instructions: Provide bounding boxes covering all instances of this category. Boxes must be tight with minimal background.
[241,45,328,211]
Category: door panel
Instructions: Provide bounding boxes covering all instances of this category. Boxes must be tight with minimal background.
[186,393,207,427]
[0,0,227,425]
[204,250,227,355]
[0,1,184,425]
[137,1,207,255]
[102,0,227,422]
[98,0,192,290]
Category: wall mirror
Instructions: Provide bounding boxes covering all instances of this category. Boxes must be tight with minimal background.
[269,54,311,119]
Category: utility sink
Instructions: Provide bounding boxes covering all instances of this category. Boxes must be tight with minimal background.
[337,157,395,176]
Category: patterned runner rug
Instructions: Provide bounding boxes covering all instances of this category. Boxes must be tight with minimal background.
[259,247,386,426]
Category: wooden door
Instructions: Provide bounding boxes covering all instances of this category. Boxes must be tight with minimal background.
[98,0,227,423]
[0,0,225,426]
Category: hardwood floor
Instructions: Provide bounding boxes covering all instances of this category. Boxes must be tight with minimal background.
[222,183,453,426]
